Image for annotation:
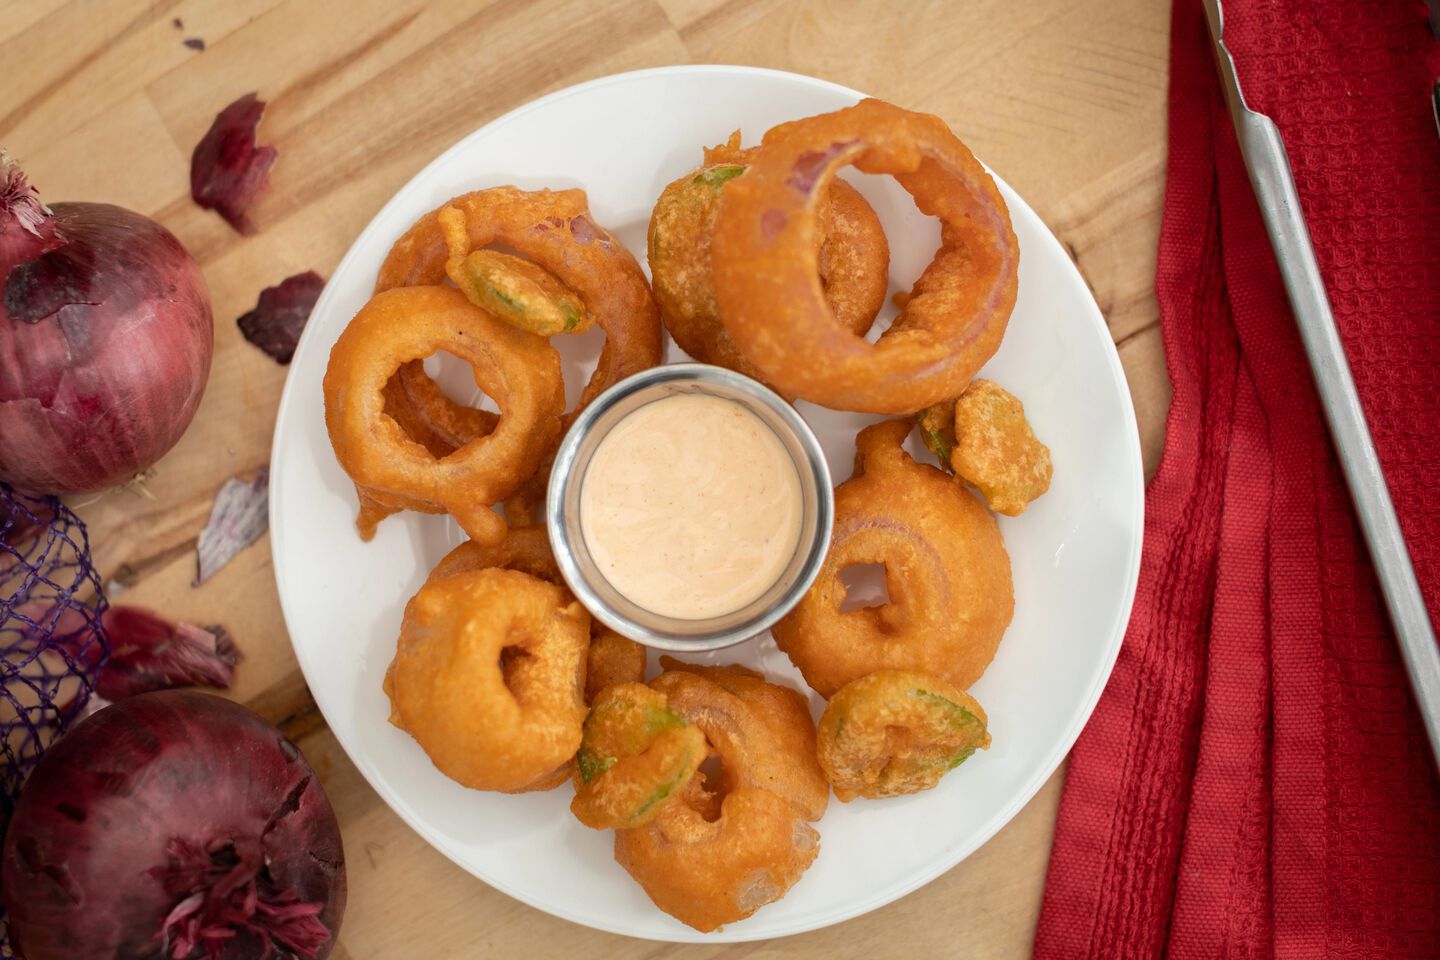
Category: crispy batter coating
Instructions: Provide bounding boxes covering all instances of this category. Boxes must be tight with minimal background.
[380,362,499,460]
[817,670,991,801]
[387,568,588,792]
[586,628,647,703]
[772,420,1014,697]
[429,524,561,582]
[649,134,888,390]
[427,527,647,705]
[950,379,1052,516]
[613,661,826,931]
[322,286,564,544]
[501,469,548,527]
[377,186,661,437]
[711,99,1019,414]
[915,397,957,469]
[571,683,706,830]
[613,784,819,933]
[653,659,828,820]
[444,244,592,337]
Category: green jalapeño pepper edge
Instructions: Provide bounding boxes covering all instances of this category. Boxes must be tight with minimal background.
[692,164,746,188]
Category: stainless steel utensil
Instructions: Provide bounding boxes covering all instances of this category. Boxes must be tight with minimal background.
[1203,0,1440,766]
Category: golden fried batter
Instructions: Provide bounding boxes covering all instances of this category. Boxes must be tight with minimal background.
[710,99,1019,414]
[322,286,564,544]
[426,527,648,706]
[915,397,957,468]
[376,185,661,437]
[388,568,589,792]
[648,133,889,390]
[613,784,819,932]
[586,628,647,703]
[571,683,706,830]
[444,244,592,337]
[950,379,1052,516]
[773,420,1014,697]
[653,659,828,820]
[429,524,559,582]
[613,661,826,931]
[817,670,990,801]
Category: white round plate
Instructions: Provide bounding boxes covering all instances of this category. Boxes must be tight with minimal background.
[271,65,1143,942]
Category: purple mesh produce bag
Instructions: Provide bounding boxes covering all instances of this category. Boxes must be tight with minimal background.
[1,485,110,957]
[1,483,109,817]
[1,486,110,814]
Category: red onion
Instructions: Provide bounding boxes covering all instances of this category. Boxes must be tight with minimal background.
[0,151,213,493]
[1,690,345,959]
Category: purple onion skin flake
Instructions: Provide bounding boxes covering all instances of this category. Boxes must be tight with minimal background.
[196,469,270,585]
[237,272,324,365]
[190,92,277,235]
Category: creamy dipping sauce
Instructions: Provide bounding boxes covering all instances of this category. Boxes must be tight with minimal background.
[579,393,803,619]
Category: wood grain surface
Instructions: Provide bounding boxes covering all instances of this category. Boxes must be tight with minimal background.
[0,0,1172,955]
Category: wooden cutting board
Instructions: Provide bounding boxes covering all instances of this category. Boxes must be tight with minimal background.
[0,0,1172,954]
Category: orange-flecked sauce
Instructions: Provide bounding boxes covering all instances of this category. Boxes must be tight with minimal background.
[579,393,802,619]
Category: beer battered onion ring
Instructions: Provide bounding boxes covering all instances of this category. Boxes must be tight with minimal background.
[614,784,818,933]
[387,568,588,792]
[426,527,647,705]
[653,659,827,819]
[375,186,661,454]
[817,670,991,801]
[711,99,1020,414]
[571,683,706,830]
[323,286,563,544]
[381,364,498,459]
[614,662,825,932]
[649,135,889,388]
[772,420,1014,697]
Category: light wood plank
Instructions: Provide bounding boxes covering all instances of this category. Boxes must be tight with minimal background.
[20,93,189,218]
[0,0,280,157]
[0,0,69,45]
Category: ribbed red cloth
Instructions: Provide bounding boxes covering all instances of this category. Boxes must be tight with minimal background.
[1033,1,1440,957]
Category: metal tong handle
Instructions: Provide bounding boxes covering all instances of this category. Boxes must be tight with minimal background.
[1205,0,1440,766]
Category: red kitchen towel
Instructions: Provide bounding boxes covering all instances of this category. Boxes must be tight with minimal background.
[1033,1,1440,958]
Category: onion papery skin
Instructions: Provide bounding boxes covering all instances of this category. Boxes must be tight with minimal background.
[0,203,213,493]
[0,690,345,960]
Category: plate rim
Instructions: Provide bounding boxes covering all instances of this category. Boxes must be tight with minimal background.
[269,63,1146,942]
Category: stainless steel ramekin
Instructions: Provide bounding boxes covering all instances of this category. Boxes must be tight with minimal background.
[546,364,833,652]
